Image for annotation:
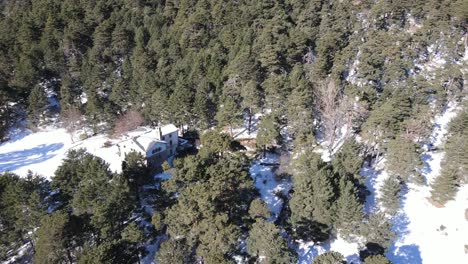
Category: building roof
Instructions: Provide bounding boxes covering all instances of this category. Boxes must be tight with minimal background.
[134,135,166,157]
[159,124,178,135]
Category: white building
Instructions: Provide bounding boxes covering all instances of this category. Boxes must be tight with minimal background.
[154,124,178,156]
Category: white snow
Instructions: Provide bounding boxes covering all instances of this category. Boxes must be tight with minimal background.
[249,152,292,222]
[295,236,361,264]
[386,103,468,264]
[0,126,168,178]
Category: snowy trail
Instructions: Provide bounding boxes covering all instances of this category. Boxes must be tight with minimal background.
[249,152,292,222]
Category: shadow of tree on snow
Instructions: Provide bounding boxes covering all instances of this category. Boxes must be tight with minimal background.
[0,143,64,172]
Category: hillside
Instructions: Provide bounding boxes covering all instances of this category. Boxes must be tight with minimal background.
[1,0,467,263]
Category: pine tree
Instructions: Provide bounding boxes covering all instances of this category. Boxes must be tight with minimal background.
[27,85,47,125]
[312,251,346,264]
[289,152,336,241]
[360,212,395,250]
[246,219,296,263]
[121,150,149,196]
[332,139,364,177]
[379,177,401,215]
[256,113,282,156]
[430,168,458,205]
[241,80,261,135]
[249,198,271,220]
[156,239,193,264]
[335,177,364,241]
[34,211,76,264]
[287,78,314,146]
[216,96,243,136]
[364,254,392,264]
[385,137,423,184]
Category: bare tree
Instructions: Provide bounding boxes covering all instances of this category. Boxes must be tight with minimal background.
[113,110,145,137]
[62,107,82,143]
[315,79,364,152]
[315,79,344,150]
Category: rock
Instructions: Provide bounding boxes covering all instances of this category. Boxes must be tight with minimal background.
[465,208,468,221]
[465,245,468,254]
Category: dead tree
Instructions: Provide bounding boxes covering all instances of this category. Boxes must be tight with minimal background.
[315,79,345,151]
[62,107,82,143]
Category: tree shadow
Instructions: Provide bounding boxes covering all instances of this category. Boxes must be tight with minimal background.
[0,143,64,172]
[388,244,422,264]
[420,153,433,176]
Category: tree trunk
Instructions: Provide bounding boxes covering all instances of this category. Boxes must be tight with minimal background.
[67,249,74,264]
[28,238,35,254]
[248,108,252,135]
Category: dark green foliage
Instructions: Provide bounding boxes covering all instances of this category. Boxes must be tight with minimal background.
[312,251,346,264]
[256,113,282,150]
[246,219,296,263]
[431,105,468,205]
[27,85,47,124]
[200,130,236,157]
[430,166,458,205]
[216,96,243,136]
[249,198,271,220]
[385,137,423,184]
[360,212,396,250]
[121,150,149,196]
[335,177,364,241]
[289,151,336,241]
[162,135,254,261]
[0,0,466,261]
[0,172,48,260]
[332,139,364,177]
[362,94,412,144]
[34,211,80,264]
[364,254,392,264]
[156,239,192,264]
[379,177,401,215]
[47,150,139,261]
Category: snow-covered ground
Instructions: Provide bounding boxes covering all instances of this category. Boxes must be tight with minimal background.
[249,152,292,222]
[386,103,468,264]
[295,237,361,264]
[0,126,163,178]
[358,103,468,264]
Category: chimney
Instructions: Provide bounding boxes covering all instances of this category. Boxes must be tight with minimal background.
[158,126,163,140]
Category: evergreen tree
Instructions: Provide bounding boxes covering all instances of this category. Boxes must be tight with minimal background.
[241,80,261,135]
[121,150,149,197]
[385,137,423,184]
[34,211,78,264]
[156,239,193,264]
[287,75,314,145]
[379,177,401,215]
[312,251,346,264]
[289,152,336,241]
[256,113,282,156]
[246,219,296,263]
[27,85,47,125]
[364,254,392,264]
[249,198,271,220]
[360,212,395,250]
[335,177,364,241]
[216,96,243,136]
[430,168,458,206]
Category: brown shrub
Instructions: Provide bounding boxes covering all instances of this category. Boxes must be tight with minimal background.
[113,110,144,137]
